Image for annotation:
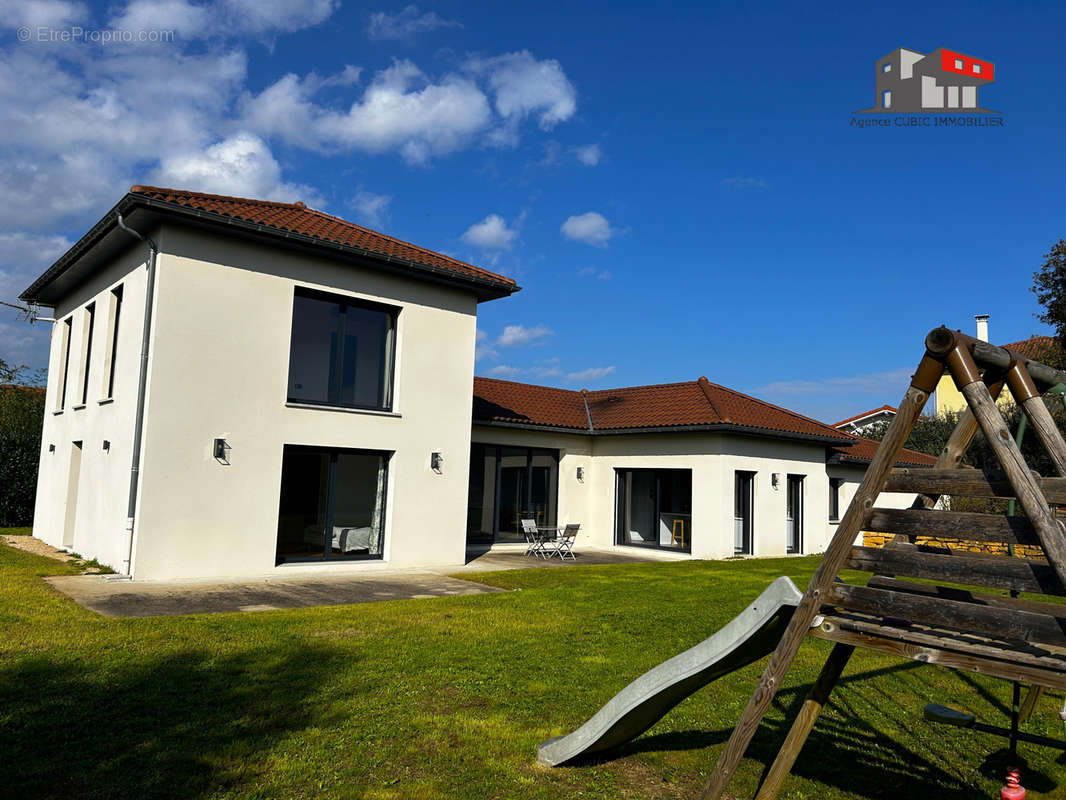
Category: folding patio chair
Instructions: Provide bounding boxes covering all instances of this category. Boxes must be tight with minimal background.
[552,524,580,560]
[521,518,544,557]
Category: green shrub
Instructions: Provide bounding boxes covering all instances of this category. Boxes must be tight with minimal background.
[0,360,46,527]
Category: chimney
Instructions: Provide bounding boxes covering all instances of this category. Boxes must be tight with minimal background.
[975,314,990,342]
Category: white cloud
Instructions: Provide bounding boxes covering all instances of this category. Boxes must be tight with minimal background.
[498,324,552,348]
[1,0,86,29]
[722,176,768,190]
[474,329,498,362]
[561,212,614,247]
[756,368,913,397]
[154,132,319,203]
[243,60,493,164]
[348,188,391,230]
[469,50,577,132]
[485,364,521,378]
[577,266,611,280]
[566,366,615,383]
[109,0,337,38]
[367,5,461,40]
[572,143,601,166]
[461,214,517,250]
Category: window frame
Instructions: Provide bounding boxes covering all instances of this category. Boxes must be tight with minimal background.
[613,467,692,554]
[829,477,843,522]
[56,317,73,412]
[275,443,392,565]
[285,286,399,413]
[102,284,123,400]
[734,470,755,555]
[79,302,95,406]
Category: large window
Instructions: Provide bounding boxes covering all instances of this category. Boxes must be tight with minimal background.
[286,288,397,411]
[275,445,389,563]
[466,443,558,545]
[615,468,691,553]
[734,471,754,555]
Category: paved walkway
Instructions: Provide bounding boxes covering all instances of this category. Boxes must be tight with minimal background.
[42,545,671,618]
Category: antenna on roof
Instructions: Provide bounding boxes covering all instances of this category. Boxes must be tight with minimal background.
[0,299,54,324]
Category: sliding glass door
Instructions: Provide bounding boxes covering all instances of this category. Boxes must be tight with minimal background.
[466,444,559,545]
[615,468,691,553]
[275,445,389,563]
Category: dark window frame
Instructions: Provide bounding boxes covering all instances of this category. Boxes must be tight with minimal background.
[829,477,843,521]
[275,443,391,565]
[465,443,559,545]
[786,474,805,554]
[58,317,73,411]
[613,467,693,554]
[734,470,755,555]
[80,302,95,406]
[286,286,399,413]
[106,285,123,399]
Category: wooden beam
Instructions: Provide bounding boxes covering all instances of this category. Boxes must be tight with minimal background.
[699,357,939,800]
[958,369,1066,590]
[754,644,855,800]
[865,576,1066,619]
[846,546,1061,595]
[827,583,1066,649]
[810,622,1066,691]
[866,507,1041,547]
[883,469,1066,503]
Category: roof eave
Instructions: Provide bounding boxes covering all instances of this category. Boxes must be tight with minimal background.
[21,193,521,305]
[473,417,854,443]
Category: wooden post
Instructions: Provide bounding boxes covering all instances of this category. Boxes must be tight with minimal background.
[698,356,940,800]
[1006,358,1066,477]
[753,643,855,800]
[1019,686,1044,724]
[954,352,1066,589]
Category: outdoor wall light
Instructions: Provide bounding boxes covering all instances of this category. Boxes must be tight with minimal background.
[576,466,584,481]
[213,438,228,460]
[103,440,110,452]
[431,451,443,472]
[48,444,55,453]
[771,473,781,488]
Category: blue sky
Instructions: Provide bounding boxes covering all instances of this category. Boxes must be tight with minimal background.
[2,0,1065,422]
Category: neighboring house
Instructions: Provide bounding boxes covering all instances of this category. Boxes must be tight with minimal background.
[21,186,931,580]
[832,405,898,435]
[21,186,517,579]
[470,377,934,559]
[866,47,994,112]
[933,314,1057,416]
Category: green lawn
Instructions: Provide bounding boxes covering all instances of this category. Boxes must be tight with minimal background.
[2,541,1065,799]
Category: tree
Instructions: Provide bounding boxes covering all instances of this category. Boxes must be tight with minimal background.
[0,358,46,526]
[1032,239,1066,367]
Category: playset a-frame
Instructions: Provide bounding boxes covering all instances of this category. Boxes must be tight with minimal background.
[538,327,1066,798]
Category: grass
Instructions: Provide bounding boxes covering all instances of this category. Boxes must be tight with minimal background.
[1,526,32,535]
[2,543,1065,800]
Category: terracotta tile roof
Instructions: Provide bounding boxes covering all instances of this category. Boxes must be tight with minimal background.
[128,186,517,290]
[1003,335,1058,362]
[472,376,854,442]
[830,436,937,467]
[832,404,898,429]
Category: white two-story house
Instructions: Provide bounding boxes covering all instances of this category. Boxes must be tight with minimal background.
[21,186,518,580]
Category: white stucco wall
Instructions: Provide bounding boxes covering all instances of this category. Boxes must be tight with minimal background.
[32,242,153,572]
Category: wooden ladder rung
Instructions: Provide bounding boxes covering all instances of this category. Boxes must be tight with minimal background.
[864,507,1042,547]
[884,468,1066,503]
[827,580,1066,649]
[846,545,1062,596]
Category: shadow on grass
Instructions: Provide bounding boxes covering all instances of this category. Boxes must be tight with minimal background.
[0,643,349,799]
[568,659,1009,799]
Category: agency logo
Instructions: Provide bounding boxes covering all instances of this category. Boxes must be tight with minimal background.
[852,47,1001,128]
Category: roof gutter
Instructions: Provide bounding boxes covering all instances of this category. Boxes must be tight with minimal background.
[473,418,854,444]
[115,213,157,577]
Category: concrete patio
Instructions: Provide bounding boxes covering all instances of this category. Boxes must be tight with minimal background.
[44,546,672,618]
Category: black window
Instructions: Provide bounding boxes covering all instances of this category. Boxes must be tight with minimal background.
[80,303,95,405]
[58,317,73,411]
[286,288,397,411]
[275,445,389,563]
[734,471,754,555]
[829,478,843,521]
[615,468,691,553]
[106,285,123,399]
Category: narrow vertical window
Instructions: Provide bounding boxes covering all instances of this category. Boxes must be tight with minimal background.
[102,285,123,399]
[786,475,804,554]
[882,90,892,109]
[829,478,842,521]
[734,471,754,555]
[80,303,95,406]
[56,317,73,411]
